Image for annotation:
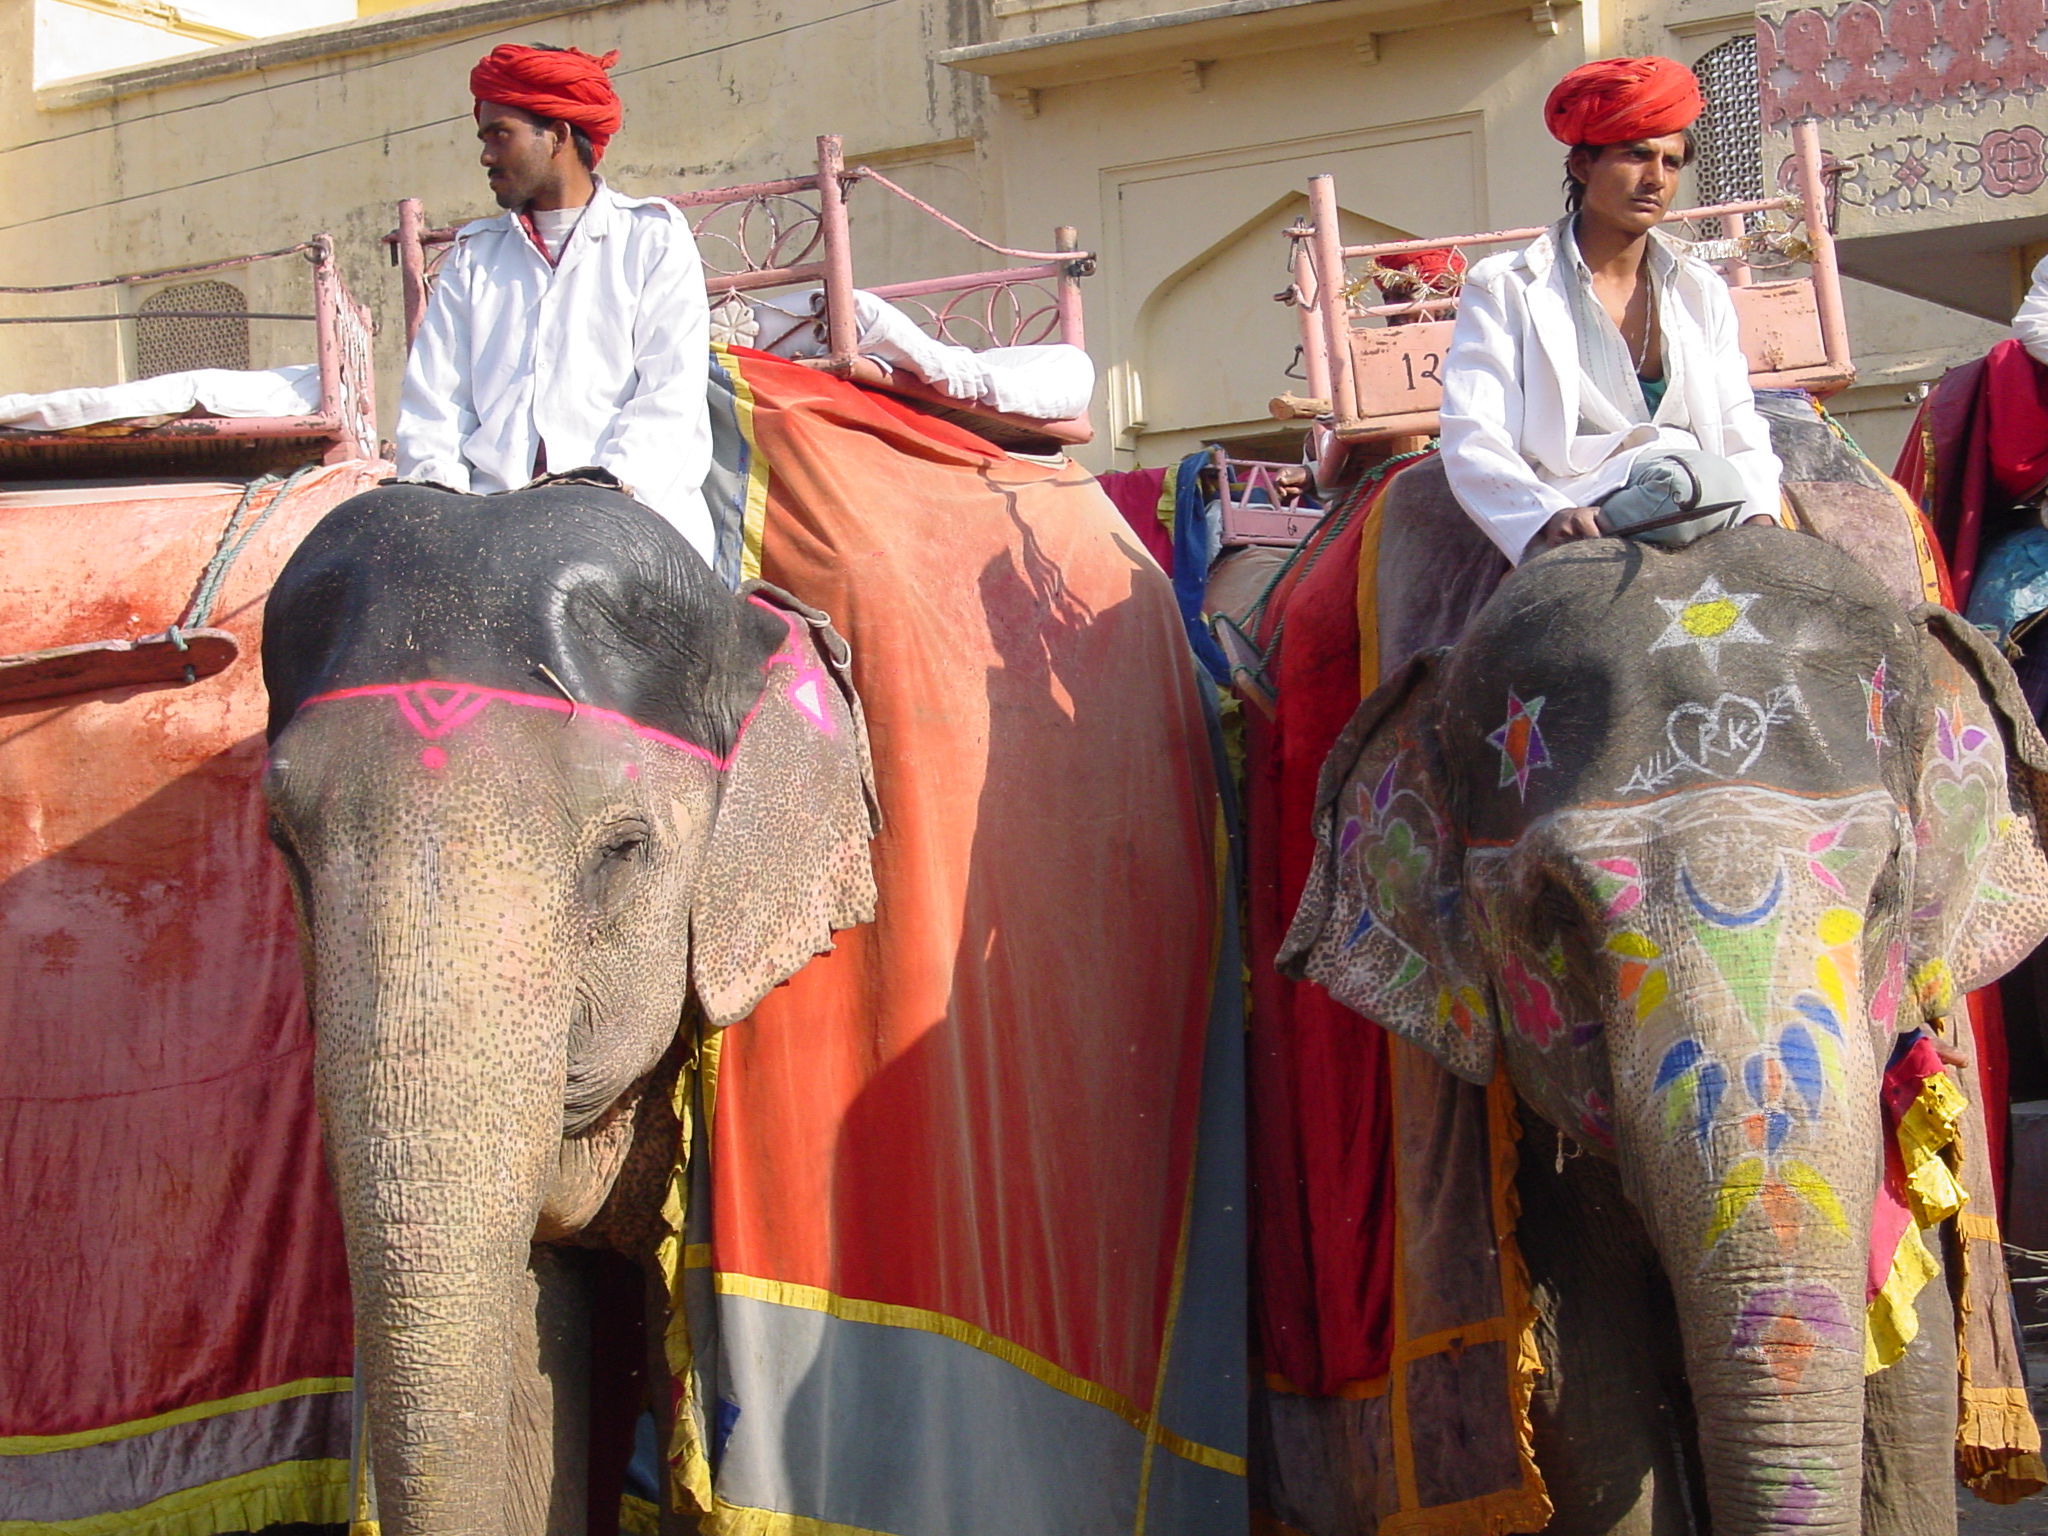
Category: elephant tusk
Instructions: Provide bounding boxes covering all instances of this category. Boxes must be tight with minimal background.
[534,663,579,722]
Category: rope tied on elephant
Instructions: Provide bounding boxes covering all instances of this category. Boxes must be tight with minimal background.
[179,463,321,634]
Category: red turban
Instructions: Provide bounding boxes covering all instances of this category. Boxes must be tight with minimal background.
[1543,56,1703,146]
[470,44,624,163]
[1376,246,1466,288]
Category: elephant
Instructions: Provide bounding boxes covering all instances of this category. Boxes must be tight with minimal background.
[261,481,878,1536]
[1276,522,2048,1536]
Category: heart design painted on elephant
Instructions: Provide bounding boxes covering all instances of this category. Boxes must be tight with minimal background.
[1665,693,1772,777]
[1620,687,1806,795]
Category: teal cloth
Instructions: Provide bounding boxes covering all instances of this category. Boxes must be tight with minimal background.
[1639,374,1669,415]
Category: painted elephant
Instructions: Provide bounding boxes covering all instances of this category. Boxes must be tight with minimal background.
[1278,523,2048,1536]
[262,482,877,1536]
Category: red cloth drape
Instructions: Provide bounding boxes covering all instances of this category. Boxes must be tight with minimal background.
[1245,500,1395,1393]
[1096,466,1174,572]
[1894,339,2048,606]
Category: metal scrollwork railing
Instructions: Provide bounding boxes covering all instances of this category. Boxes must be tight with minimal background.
[683,192,827,279]
[882,277,1065,350]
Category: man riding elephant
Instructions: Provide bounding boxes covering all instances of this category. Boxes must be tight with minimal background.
[1439,55,1784,562]
[394,43,719,566]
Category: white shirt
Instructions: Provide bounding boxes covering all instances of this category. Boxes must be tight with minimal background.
[1439,220,1784,564]
[2014,254,2048,367]
[395,180,714,563]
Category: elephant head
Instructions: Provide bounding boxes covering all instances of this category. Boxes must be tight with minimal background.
[1280,525,2048,1536]
[261,483,876,1536]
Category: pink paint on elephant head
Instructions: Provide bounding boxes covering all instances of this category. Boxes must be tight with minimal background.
[294,598,838,771]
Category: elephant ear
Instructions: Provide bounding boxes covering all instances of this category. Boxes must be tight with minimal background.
[1278,649,1496,1084]
[690,582,880,1028]
[1906,605,2048,1013]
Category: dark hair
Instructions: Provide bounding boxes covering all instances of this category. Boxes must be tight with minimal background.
[1561,129,1698,215]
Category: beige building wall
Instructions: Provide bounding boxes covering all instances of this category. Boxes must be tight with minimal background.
[0,0,2008,477]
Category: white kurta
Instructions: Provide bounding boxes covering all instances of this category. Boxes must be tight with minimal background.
[395,180,715,563]
[1439,221,1784,564]
[2014,254,2048,367]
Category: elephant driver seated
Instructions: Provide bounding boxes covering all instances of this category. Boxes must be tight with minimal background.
[393,43,720,571]
[1438,56,1786,565]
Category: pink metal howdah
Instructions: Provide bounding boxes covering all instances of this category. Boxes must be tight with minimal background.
[1282,119,1853,449]
[387,135,1097,448]
[1211,448,1325,548]
[0,238,378,478]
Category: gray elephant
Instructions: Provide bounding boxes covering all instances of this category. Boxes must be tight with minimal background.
[1278,523,2048,1536]
[263,482,877,1535]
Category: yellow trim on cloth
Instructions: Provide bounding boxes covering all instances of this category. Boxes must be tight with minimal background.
[1378,1053,1551,1536]
[710,1272,1245,1477]
[1891,473,1948,604]
[1866,1070,1969,1374]
[0,1458,350,1536]
[1354,487,1389,696]
[704,1503,898,1536]
[0,1378,352,1455]
[712,341,773,585]
[1351,467,1549,1536]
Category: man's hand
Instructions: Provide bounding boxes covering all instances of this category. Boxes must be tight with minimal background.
[1532,506,1604,551]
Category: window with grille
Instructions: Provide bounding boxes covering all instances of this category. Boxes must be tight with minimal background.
[1691,36,1764,210]
[135,280,249,377]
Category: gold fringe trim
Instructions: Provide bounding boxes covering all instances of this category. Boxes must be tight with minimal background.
[1960,1389,2048,1504]
[1865,1224,1942,1374]
[1866,1070,1969,1374]
[1946,1055,2046,1503]
[703,1500,895,1536]
[0,1458,350,1536]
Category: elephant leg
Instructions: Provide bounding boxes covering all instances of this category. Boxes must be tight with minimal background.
[1861,1226,1959,1536]
[1517,1109,1704,1536]
[508,1245,594,1536]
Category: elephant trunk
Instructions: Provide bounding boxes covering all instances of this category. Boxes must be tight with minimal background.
[1618,995,1881,1536]
[309,859,571,1536]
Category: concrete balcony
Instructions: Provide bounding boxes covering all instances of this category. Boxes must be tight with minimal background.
[939,0,1580,107]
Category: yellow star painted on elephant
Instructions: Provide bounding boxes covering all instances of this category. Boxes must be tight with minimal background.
[1649,576,1769,670]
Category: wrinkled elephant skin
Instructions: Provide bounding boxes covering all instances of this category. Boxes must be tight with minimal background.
[262,485,876,1536]
[1283,526,2048,1536]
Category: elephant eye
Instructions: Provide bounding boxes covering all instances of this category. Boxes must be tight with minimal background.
[597,828,650,866]
[1534,879,1581,931]
[582,821,655,913]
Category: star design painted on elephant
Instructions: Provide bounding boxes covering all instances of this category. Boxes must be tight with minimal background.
[1487,690,1550,800]
[1648,576,1768,670]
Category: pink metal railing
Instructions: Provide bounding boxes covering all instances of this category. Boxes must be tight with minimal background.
[1210,447,1324,547]
[1283,118,1851,444]
[388,135,1094,435]
[0,238,377,467]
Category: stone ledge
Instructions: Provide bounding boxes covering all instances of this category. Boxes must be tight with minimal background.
[36,0,634,111]
[939,0,1578,88]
